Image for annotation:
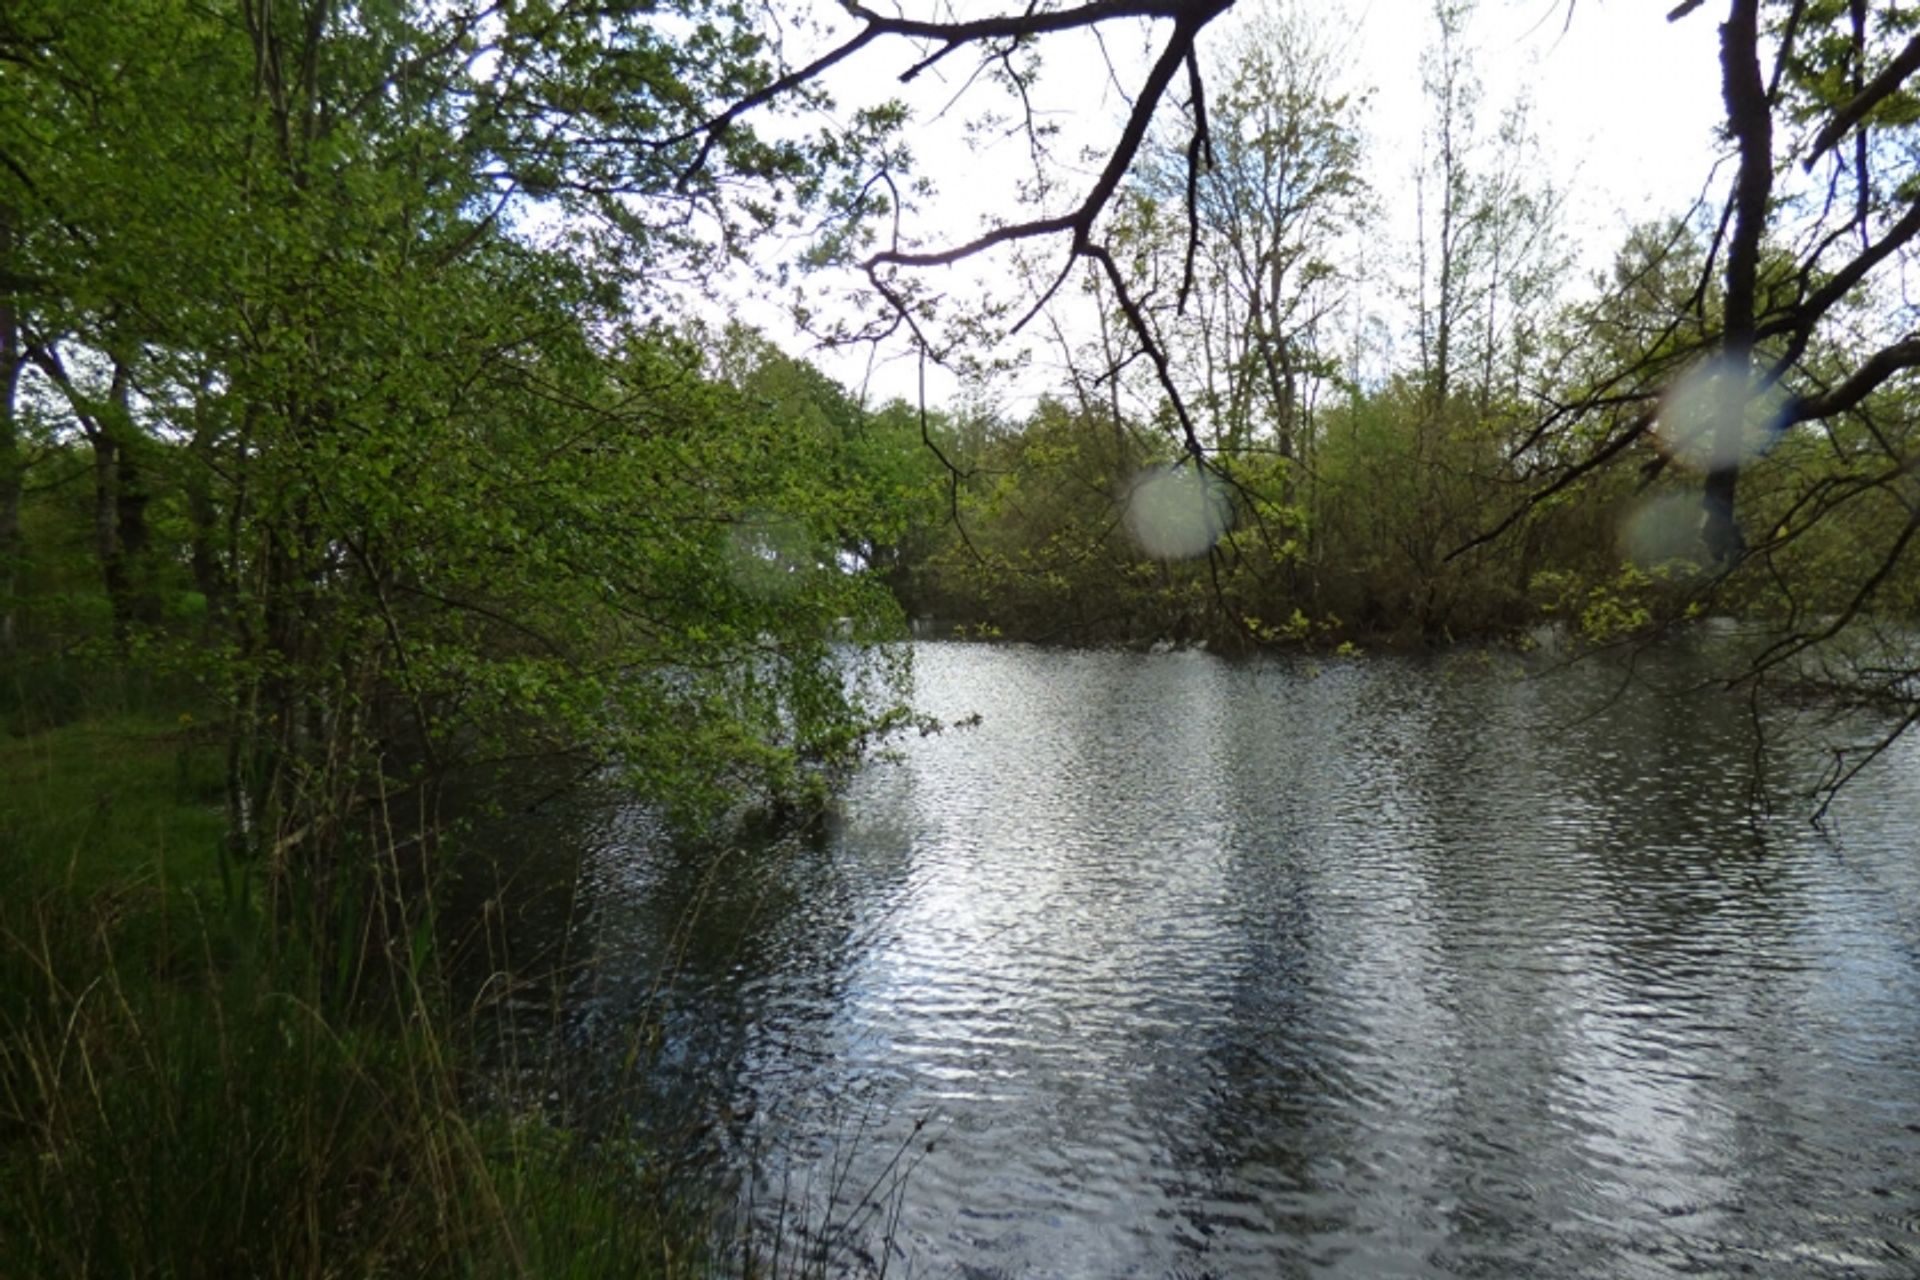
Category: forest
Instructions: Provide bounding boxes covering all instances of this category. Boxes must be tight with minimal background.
[4,0,1920,1274]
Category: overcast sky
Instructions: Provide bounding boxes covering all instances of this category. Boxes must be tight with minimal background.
[1380,1,1725,252]
[722,0,1731,410]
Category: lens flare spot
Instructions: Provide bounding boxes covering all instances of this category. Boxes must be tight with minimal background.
[1123,465,1230,561]
[1621,491,1709,569]
[1654,355,1786,472]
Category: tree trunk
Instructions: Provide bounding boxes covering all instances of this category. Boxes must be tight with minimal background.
[1705,0,1773,563]
[94,356,155,638]
[91,427,126,636]
[28,343,155,642]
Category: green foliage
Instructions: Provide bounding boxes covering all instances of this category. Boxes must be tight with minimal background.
[0,0,928,880]
[902,397,1298,646]
[0,20,930,1264]
[0,722,702,1280]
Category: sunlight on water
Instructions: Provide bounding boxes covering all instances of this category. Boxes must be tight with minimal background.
[1123,465,1230,560]
[512,645,1920,1279]
[1621,491,1710,568]
[1654,355,1786,472]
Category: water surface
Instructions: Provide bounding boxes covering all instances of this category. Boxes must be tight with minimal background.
[482,643,1920,1278]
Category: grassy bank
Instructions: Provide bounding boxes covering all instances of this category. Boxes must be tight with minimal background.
[0,717,700,1279]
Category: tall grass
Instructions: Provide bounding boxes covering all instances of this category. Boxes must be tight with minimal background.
[0,717,704,1279]
[1,714,929,1279]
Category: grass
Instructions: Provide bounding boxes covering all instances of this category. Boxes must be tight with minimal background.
[0,714,227,890]
[0,716,708,1279]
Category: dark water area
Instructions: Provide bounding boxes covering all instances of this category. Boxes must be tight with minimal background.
[462,642,1920,1278]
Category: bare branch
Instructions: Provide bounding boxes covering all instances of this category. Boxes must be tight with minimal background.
[1085,243,1203,458]
[1742,503,1920,680]
[1177,45,1212,314]
[1787,333,1920,422]
[1757,196,1920,356]
[664,0,1225,191]
[671,25,886,190]
[1447,410,1656,561]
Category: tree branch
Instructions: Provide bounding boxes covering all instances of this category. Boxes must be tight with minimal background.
[1787,333,1920,422]
[1804,30,1920,168]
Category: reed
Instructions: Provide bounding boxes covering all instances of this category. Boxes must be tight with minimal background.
[0,717,703,1279]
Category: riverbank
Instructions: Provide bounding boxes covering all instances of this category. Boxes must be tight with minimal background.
[0,716,700,1279]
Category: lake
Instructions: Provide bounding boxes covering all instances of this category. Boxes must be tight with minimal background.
[469,642,1920,1278]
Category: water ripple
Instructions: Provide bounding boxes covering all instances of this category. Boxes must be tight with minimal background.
[524,643,1920,1278]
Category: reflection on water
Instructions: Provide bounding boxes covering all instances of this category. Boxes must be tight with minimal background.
[473,643,1920,1277]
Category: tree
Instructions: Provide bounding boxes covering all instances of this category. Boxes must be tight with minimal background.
[1414,0,1478,416]
[1477,0,1920,799]
[1139,1,1369,468]
[0,0,934,931]
[1408,0,1568,422]
[646,0,1248,463]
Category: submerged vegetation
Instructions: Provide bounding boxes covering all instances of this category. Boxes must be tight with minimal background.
[6,0,1920,1272]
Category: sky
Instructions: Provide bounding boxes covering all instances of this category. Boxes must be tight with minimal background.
[1364,2,1722,222]
[719,0,1732,412]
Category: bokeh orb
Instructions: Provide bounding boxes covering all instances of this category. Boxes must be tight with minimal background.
[1654,355,1786,472]
[1123,465,1231,560]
